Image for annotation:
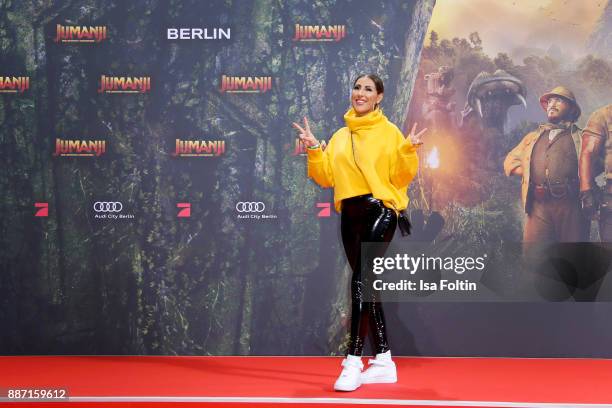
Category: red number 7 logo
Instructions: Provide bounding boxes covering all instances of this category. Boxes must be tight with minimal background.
[35,202,48,217]
[177,203,191,218]
[316,202,330,217]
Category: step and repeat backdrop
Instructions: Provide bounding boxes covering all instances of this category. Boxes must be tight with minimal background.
[1,0,611,357]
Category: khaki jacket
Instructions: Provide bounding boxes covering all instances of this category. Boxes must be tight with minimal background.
[582,104,612,181]
[504,124,581,211]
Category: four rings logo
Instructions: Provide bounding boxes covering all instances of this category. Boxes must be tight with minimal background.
[93,201,135,220]
[93,201,123,212]
[235,201,277,220]
[235,202,265,213]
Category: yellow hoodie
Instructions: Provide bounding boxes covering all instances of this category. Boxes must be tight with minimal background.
[307,108,419,212]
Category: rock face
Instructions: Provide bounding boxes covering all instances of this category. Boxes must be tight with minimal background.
[392,0,437,127]
[460,69,527,170]
[589,1,612,59]
[461,70,526,134]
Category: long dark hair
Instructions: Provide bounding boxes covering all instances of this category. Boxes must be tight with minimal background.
[353,74,384,94]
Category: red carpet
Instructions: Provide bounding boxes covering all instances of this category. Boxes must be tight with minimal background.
[1,356,611,407]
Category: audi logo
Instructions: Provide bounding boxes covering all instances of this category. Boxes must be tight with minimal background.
[235,202,265,212]
[93,201,123,212]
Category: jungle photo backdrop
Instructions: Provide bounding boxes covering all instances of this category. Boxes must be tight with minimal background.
[1,0,611,357]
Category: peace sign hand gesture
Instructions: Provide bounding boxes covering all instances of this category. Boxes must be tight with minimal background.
[292,116,320,148]
[408,122,427,146]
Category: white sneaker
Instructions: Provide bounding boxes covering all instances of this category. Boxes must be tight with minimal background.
[334,355,363,391]
[361,350,397,384]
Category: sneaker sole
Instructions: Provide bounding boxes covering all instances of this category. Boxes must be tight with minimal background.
[334,382,362,391]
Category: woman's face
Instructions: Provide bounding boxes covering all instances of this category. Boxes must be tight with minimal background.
[351,76,383,116]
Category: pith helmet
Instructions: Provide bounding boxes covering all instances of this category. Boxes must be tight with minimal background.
[539,86,581,122]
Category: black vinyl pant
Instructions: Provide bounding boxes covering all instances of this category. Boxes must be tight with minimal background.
[341,194,397,356]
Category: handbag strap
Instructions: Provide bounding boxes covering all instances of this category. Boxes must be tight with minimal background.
[350,131,412,236]
[350,131,365,177]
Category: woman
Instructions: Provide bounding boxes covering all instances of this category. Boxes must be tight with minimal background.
[292,74,425,391]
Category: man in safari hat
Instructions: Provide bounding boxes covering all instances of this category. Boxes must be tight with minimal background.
[504,86,588,242]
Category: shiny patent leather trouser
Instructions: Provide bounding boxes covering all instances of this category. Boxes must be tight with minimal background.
[341,194,397,356]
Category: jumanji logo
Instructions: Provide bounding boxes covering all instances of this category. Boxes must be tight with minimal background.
[98,75,151,94]
[53,139,106,157]
[54,24,107,43]
[173,139,226,157]
[0,76,30,93]
[220,75,272,93]
[292,24,346,42]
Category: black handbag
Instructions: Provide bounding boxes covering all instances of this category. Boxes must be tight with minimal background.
[350,132,412,236]
[397,209,412,236]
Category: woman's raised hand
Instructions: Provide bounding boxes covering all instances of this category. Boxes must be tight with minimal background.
[408,122,427,146]
[292,116,319,148]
